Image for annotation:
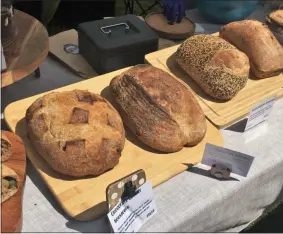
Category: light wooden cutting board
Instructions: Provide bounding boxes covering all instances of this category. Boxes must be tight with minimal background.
[145,45,283,129]
[4,67,223,221]
[49,29,98,79]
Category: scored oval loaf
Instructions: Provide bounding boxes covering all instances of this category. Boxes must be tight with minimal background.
[110,65,207,153]
[176,34,250,101]
[26,90,125,177]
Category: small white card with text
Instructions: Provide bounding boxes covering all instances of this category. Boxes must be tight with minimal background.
[202,143,254,177]
[107,181,157,233]
[245,96,276,132]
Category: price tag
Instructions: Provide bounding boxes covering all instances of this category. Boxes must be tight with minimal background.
[202,143,254,177]
[245,96,276,132]
[107,181,157,233]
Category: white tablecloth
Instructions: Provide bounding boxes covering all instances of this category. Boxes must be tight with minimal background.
[1,55,279,233]
[19,92,283,233]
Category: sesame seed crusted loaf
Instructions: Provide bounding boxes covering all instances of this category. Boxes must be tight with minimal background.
[26,90,125,177]
[176,34,250,101]
[220,20,283,78]
[110,65,207,153]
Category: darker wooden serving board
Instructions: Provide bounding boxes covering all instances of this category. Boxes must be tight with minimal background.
[1,131,26,233]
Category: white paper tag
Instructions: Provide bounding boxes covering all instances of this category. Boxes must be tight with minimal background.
[245,96,276,132]
[107,181,157,233]
[1,43,7,71]
[202,143,254,177]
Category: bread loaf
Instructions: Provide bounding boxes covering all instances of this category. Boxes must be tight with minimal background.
[266,10,283,45]
[1,164,19,203]
[220,20,283,78]
[176,34,249,101]
[1,131,12,162]
[26,90,125,177]
[110,65,206,153]
[269,10,283,26]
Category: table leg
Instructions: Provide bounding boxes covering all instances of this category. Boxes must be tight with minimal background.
[135,0,163,16]
[124,0,135,14]
[35,67,41,78]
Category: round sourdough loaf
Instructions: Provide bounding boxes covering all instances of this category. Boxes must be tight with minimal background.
[26,90,125,177]
[176,34,250,100]
[110,65,207,153]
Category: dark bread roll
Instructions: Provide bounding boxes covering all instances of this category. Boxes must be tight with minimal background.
[176,34,250,101]
[220,20,283,78]
[110,65,206,153]
[26,90,125,177]
[1,131,12,162]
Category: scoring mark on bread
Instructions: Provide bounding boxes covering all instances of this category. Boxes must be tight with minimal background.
[69,107,89,124]
[76,90,95,104]
[64,139,86,152]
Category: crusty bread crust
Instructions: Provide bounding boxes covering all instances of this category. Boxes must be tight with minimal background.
[176,34,249,101]
[269,10,283,27]
[1,131,12,162]
[220,20,283,78]
[1,164,19,203]
[110,65,207,153]
[26,90,125,177]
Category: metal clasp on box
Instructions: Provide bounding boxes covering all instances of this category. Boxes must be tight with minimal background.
[210,164,231,179]
[100,23,130,36]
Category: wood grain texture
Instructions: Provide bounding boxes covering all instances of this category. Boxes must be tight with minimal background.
[1,10,49,88]
[4,67,223,221]
[49,29,98,79]
[1,131,26,233]
[145,44,283,129]
[145,12,195,40]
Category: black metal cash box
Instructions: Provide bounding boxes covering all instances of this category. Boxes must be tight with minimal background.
[78,15,159,74]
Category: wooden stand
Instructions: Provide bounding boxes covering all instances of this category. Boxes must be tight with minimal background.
[1,131,27,233]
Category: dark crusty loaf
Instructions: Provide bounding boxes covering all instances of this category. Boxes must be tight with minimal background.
[110,65,206,153]
[1,131,12,162]
[26,90,125,177]
[220,20,283,78]
[176,34,250,101]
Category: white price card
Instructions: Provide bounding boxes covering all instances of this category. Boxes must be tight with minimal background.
[1,43,7,71]
[245,96,276,132]
[202,143,254,177]
[107,181,157,233]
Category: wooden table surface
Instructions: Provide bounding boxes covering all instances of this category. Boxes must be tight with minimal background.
[1,10,49,88]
